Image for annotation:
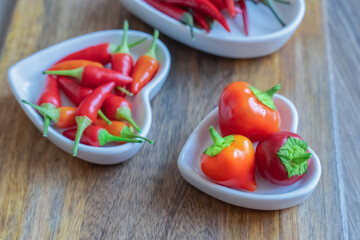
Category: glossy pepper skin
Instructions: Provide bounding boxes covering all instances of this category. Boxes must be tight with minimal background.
[63,126,143,147]
[94,119,153,144]
[28,75,61,136]
[72,82,115,156]
[131,30,159,95]
[101,93,141,133]
[48,59,103,71]
[145,0,194,38]
[22,101,77,129]
[255,131,312,186]
[225,0,236,17]
[218,81,281,142]
[191,10,211,32]
[162,0,230,32]
[201,126,256,192]
[44,65,132,88]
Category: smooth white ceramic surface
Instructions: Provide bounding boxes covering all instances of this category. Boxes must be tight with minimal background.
[8,30,171,165]
[121,0,305,58]
[177,94,321,210]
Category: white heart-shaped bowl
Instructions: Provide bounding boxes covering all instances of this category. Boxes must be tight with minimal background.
[8,30,171,165]
[178,94,321,210]
[121,0,305,58]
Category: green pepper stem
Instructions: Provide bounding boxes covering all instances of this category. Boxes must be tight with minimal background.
[273,0,290,4]
[265,84,281,97]
[145,30,159,59]
[116,86,133,96]
[181,13,194,39]
[109,38,147,54]
[73,116,92,156]
[43,67,84,81]
[128,37,147,48]
[248,84,281,110]
[43,116,50,137]
[121,125,153,144]
[203,126,235,157]
[209,126,224,146]
[98,109,112,125]
[263,0,286,26]
[116,20,130,54]
[115,107,141,133]
[99,129,142,146]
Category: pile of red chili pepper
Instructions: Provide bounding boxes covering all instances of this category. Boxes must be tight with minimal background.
[143,0,288,36]
[201,81,312,191]
[22,21,159,157]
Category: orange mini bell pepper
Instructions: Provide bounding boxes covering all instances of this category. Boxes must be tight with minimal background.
[201,126,256,192]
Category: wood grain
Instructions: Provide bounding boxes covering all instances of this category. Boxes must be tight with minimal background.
[0,0,350,239]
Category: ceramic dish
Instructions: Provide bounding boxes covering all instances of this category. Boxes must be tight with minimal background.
[177,94,321,210]
[8,30,171,165]
[121,0,305,58]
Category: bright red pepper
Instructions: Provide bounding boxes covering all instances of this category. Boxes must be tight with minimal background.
[191,10,211,32]
[73,82,115,156]
[21,100,77,129]
[101,93,141,133]
[201,126,256,191]
[63,126,143,147]
[57,76,112,125]
[44,65,132,88]
[218,81,281,142]
[209,0,226,9]
[25,75,61,136]
[94,118,153,144]
[144,0,194,38]
[238,0,249,36]
[55,38,148,65]
[163,0,230,32]
[131,30,159,95]
[255,131,312,186]
[48,60,103,71]
[225,0,236,17]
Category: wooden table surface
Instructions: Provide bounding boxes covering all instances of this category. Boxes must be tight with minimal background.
[0,0,358,239]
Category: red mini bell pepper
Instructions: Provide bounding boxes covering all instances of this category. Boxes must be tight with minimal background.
[48,60,103,71]
[255,131,312,186]
[218,81,281,142]
[57,76,112,125]
[22,100,77,129]
[63,126,143,147]
[72,82,115,156]
[131,30,159,95]
[101,93,141,133]
[144,0,194,38]
[94,119,153,144]
[44,65,132,88]
[162,0,230,32]
[201,126,257,192]
[26,75,61,136]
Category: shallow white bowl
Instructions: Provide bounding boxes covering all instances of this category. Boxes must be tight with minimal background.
[121,0,305,58]
[177,94,321,210]
[8,30,171,165]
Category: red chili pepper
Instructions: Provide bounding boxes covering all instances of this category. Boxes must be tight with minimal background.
[101,93,141,133]
[191,10,211,32]
[238,0,249,36]
[131,30,159,95]
[47,60,103,71]
[209,0,226,9]
[44,65,132,88]
[201,126,257,191]
[144,0,194,38]
[24,75,61,136]
[55,37,148,65]
[21,101,77,129]
[225,0,236,17]
[57,76,112,125]
[218,82,281,142]
[255,131,312,186]
[73,82,115,156]
[94,118,153,144]
[63,126,143,147]
[163,0,230,32]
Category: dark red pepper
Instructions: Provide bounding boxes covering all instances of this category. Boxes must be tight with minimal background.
[44,65,132,88]
[162,0,230,32]
[191,10,211,32]
[144,0,194,38]
[101,93,141,133]
[238,0,249,36]
[28,75,61,136]
[73,82,115,156]
[63,126,143,147]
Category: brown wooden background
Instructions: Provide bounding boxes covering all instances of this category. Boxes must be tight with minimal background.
[0,0,358,239]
